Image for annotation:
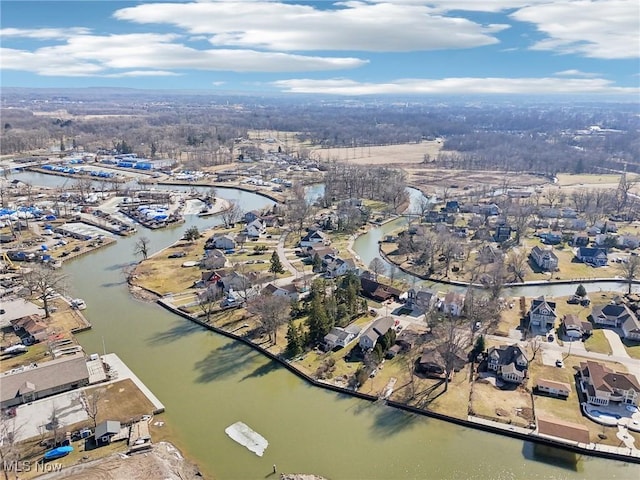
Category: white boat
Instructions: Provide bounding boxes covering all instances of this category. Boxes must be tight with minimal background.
[3,344,27,355]
[71,298,87,310]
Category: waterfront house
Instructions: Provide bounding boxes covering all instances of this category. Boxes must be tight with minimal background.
[487,345,528,384]
[528,296,557,331]
[535,379,571,398]
[10,315,49,344]
[536,417,590,444]
[244,219,266,239]
[406,288,437,315]
[590,304,640,340]
[477,244,503,264]
[261,282,299,301]
[530,246,559,271]
[304,244,337,259]
[207,234,236,251]
[243,210,261,224]
[416,345,467,378]
[0,353,90,409]
[618,235,640,250]
[561,314,593,340]
[94,420,121,445]
[579,360,640,406]
[201,249,226,270]
[540,231,562,245]
[622,314,640,341]
[322,254,356,278]
[360,277,402,302]
[324,325,361,350]
[439,291,465,317]
[359,316,395,351]
[576,247,608,267]
[299,230,330,248]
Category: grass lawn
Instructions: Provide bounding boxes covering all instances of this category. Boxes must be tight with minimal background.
[0,342,50,373]
[622,339,640,359]
[471,379,533,427]
[584,330,613,355]
[91,378,157,424]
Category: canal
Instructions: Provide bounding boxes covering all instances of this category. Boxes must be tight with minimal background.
[13,172,639,479]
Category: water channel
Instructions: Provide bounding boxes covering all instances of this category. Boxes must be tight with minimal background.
[11,171,639,479]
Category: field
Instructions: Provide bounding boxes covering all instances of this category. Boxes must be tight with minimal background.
[310,140,444,165]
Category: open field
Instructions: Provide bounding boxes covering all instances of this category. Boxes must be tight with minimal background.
[471,378,533,427]
[310,140,444,165]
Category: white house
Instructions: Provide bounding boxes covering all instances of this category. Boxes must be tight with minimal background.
[208,234,236,250]
[528,296,557,330]
[440,291,465,317]
[530,246,559,271]
[590,303,639,340]
[406,288,437,315]
[535,379,571,398]
[324,325,361,350]
[299,230,330,248]
[322,254,356,278]
[245,219,266,239]
[261,283,299,301]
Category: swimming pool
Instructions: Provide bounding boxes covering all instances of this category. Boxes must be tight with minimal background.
[591,410,621,420]
[626,405,638,413]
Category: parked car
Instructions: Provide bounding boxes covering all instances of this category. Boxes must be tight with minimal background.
[555,359,564,368]
[168,252,186,259]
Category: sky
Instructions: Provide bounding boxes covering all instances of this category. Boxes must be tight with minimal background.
[1,0,639,97]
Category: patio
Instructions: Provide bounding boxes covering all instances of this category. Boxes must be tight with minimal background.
[582,402,640,432]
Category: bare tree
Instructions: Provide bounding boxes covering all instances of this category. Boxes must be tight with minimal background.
[220,199,243,228]
[133,236,151,260]
[545,187,561,208]
[0,415,22,480]
[286,185,314,235]
[523,337,543,363]
[619,255,640,295]
[21,264,68,318]
[368,257,386,281]
[506,249,529,283]
[247,293,291,344]
[198,285,223,322]
[433,314,471,392]
[79,388,105,429]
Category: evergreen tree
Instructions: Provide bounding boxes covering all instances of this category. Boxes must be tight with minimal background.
[575,284,587,298]
[473,335,485,356]
[286,321,302,357]
[269,251,285,276]
[306,297,332,343]
[312,253,322,272]
[60,137,65,152]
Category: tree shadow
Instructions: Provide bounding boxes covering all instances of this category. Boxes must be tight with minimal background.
[194,342,252,383]
[240,361,279,381]
[146,321,202,345]
[104,262,136,272]
[99,280,127,288]
[370,403,421,437]
[522,442,580,472]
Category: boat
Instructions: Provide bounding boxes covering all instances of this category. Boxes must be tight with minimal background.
[44,445,73,461]
[71,298,87,310]
[2,345,27,355]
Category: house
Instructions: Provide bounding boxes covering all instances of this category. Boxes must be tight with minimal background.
[243,210,261,224]
[561,314,593,340]
[540,231,562,245]
[622,314,640,341]
[359,316,395,351]
[440,291,465,317]
[479,203,501,216]
[304,244,337,259]
[360,277,402,302]
[536,417,590,444]
[299,230,330,248]
[579,360,640,406]
[244,219,266,238]
[535,379,571,398]
[572,234,589,247]
[219,271,253,293]
[576,247,608,267]
[322,254,356,278]
[406,288,437,314]
[477,244,503,264]
[487,344,528,384]
[493,225,512,243]
[261,282,299,301]
[590,303,638,329]
[528,296,557,330]
[618,235,640,250]
[207,234,236,251]
[94,420,121,445]
[595,220,618,233]
[0,353,90,409]
[444,201,460,213]
[566,219,587,231]
[10,315,49,344]
[201,249,226,269]
[415,345,467,378]
[530,246,559,271]
[324,325,361,350]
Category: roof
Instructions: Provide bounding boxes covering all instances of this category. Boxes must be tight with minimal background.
[530,296,557,317]
[360,277,401,301]
[95,420,121,439]
[537,416,590,444]
[593,303,636,323]
[487,344,527,369]
[1,354,89,404]
[443,291,465,306]
[361,316,395,345]
[562,314,583,329]
[0,299,45,327]
[578,247,607,257]
[536,378,571,392]
[580,360,640,394]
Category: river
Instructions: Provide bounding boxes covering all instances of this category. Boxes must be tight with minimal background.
[12,172,639,479]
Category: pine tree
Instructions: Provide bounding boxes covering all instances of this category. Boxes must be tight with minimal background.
[269,251,285,276]
[286,321,302,357]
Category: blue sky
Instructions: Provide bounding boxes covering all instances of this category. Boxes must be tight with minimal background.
[1,0,638,96]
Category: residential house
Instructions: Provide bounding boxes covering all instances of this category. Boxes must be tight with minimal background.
[440,291,465,317]
[207,234,236,251]
[576,247,608,267]
[595,220,618,233]
[0,353,90,409]
[535,379,571,398]
[405,288,437,314]
[487,344,528,384]
[219,271,254,293]
[618,235,640,250]
[359,316,395,351]
[415,345,467,378]
[536,417,590,444]
[197,270,222,288]
[359,277,402,302]
[244,219,266,239]
[94,421,121,445]
[622,314,640,341]
[324,325,361,350]
[479,203,501,216]
[243,210,261,224]
[425,211,448,223]
[444,200,460,213]
[528,296,558,330]
[540,231,562,245]
[10,315,49,344]
[493,225,512,243]
[322,254,356,278]
[261,282,299,301]
[561,208,578,219]
[299,230,330,248]
[590,303,637,330]
[579,360,640,406]
[572,234,589,247]
[201,249,226,269]
[304,244,337,259]
[566,219,587,231]
[530,246,559,271]
[561,314,593,340]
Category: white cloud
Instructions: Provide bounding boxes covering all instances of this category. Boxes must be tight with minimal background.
[0,32,367,77]
[114,1,507,52]
[0,27,91,40]
[511,0,639,59]
[554,69,600,77]
[272,76,639,95]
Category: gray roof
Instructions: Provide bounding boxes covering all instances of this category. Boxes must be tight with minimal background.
[0,353,89,404]
[95,420,121,439]
[361,316,395,344]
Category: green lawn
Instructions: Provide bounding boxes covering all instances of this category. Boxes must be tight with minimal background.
[622,340,640,359]
[584,330,613,355]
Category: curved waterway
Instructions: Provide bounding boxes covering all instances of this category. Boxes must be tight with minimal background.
[15,172,639,479]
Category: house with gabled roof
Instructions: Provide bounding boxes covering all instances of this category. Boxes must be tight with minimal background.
[359,316,395,351]
[579,360,640,406]
[244,219,266,239]
[206,234,236,251]
[322,254,356,278]
[487,344,528,384]
[530,246,559,271]
[406,288,437,315]
[528,296,557,330]
[360,277,402,302]
[576,247,608,267]
[261,282,299,301]
[561,314,593,340]
[590,303,640,341]
[440,291,465,317]
[324,325,361,350]
[300,230,330,248]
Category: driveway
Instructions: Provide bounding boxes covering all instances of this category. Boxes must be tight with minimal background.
[601,329,630,358]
